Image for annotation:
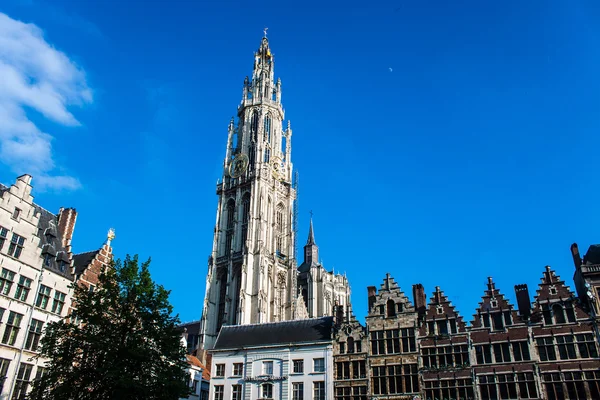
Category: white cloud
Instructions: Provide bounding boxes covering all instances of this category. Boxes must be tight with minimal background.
[0,12,92,190]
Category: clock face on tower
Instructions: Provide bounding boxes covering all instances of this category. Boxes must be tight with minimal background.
[229,153,249,178]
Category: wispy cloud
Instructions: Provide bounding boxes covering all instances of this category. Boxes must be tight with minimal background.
[0,12,92,190]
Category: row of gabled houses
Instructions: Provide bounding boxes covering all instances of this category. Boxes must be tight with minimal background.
[207,242,600,400]
[0,175,114,399]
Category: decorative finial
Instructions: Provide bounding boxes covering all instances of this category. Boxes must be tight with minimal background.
[107,228,115,244]
[263,27,268,37]
[309,210,313,218]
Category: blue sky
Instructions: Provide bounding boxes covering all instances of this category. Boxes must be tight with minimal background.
[1,0,600,324]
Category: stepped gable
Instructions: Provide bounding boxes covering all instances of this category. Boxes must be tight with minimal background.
[368,273,415,316]
[418,286,467,336]
[531,266,588,324]
[470,277,519,328]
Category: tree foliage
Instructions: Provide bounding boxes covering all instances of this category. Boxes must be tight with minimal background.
[29,255,190,400]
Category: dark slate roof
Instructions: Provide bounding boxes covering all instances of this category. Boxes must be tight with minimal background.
[73,250,99,276]
[583,244,600,265]
[298,260,318,273]
[33,204,73,281]
[214,317,334,350]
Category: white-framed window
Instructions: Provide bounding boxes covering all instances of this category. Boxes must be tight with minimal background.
[0,268,15,296]
[214,385,224,400]
[293,359,304,374]
[14,276,32,302]
[233,362,243,376]
[313,381,325,400]
[232,384,242,400]
[313,358,325,373]
[8,233,25,259]
[263,360,273,375]
[215,364,225,377]
[292,382,304,400]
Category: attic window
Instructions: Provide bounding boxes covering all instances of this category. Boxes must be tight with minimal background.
[12,208,21,220]
[549,286,557,295]
[436,306,444,315]
[490,300,498,308]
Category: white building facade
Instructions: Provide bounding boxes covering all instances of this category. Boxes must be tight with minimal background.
[209,317,335,400]
[0,175,112,399]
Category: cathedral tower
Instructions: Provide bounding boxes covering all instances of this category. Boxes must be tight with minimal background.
[199,35,297,349]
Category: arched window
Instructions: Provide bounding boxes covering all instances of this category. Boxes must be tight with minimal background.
[261,383,273,399]
[387,299,396,317]
[250,111,258,139]
[347,337,355,354]
[225,199,235,256]
[241,194,251,250]
[264,114,272,143]
[552,303,566,324]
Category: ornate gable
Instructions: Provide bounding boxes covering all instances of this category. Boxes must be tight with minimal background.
[470,277,519,330]
[368,273,414,318]
[419,286,467,336]
[531,266,585,325]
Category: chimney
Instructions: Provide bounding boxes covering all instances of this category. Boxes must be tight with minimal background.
[413,284,427,318]
[367,286,377,312]
[57,208,77,255]
[514,284,531,319]
[571,243,582,270]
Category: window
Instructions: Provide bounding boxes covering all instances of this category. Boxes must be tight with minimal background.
[51,291,66,314]
[424,378,474,400]
[479,375,497,400]
[543,373,565,400]
[313,381,325,400]
[263,360,273,375]
[564,371,587,400]
[241,194,250,248]
[492,312,504,330]
[24,319,43,351]
[498,374,518,399]
[293,359,304,374]
[356,340,362,353]
[553,304,566,324]
[0,358,10,393]
[517,372,538,399]
[352,360,366,379]
[576,333,598,358]
[2,311,23,345]
[293,382,304,400]
[35,367,46,382]
[475,345,493,364]
[36,285,52,309]
[14,276,32,302]
[261,383,273,399]
[557,335,577,360]
[336,362,350,380]
[214,364,225,377]
[370,330,385,355]
[372,366,387,395]
[12,208,21,220]
[8,233,25,259]
[565,303,576,322]
[232,363,243,376]
[214,385,224,400]
[386,299,396,317]
[436,320,449,335]
[347,337,354,353]
[0,268,15,295]
[536,337,556,361]
[313,358,324,373]
[89,284,96,293]
[339,342,345,354]
[224,199,235,256]
[264,115,272,143]
[493,342,511,363]
[385,330,400,354]
[11,363,32,400]
[0,227,8,251]
[512,341,531,361]
[232,384,242,400]
[449,318,458,334]
[585,371,600,398]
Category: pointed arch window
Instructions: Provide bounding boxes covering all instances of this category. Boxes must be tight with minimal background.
[225,199,235,256]
[250,111,259,139]
[264,114,272,143]
[241,194,251,251]
[275,205,285,255]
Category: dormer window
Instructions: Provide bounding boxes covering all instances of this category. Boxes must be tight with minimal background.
[12,208,21,220]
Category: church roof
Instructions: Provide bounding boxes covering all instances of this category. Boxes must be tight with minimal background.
[213,317,334,350]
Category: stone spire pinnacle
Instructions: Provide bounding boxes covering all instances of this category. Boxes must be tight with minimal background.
[307,215,315,245]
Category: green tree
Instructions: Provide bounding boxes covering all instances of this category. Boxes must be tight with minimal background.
[29,255,190,400]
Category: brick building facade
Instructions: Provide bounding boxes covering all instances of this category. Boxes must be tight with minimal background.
[333,243,600,400]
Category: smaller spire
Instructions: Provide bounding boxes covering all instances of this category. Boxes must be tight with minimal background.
[307,213,315,245]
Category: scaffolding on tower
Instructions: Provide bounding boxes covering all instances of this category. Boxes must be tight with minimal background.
[292,171,299,261]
